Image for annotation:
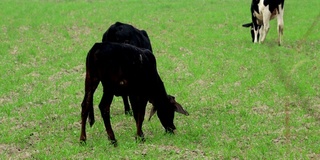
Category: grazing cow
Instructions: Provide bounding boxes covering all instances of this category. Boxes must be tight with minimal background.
[102,22,153,115]
[80,42,189,145]
[102,22,153,51]
[242,0,285,45]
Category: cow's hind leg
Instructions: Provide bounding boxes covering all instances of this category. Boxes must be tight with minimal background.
[88,79,99,127]
[129,96,148,142]
[99,92,117,146]
[80,75,99,142]
[80,93,90,142]
[122,96,132,115]
[277,4,284,46]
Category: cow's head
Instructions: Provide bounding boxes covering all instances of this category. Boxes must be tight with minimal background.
[148,95,189,133]
[242,22,260,43]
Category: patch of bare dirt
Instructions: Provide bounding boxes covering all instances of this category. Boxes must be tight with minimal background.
[10,46,19,55]
[252,105,271,114]
[67,25,91,43]
[0,91,19,105]
[309,153,320,160]
[0,143,39,159]
[48,65,83,82]
[135,144,208,159]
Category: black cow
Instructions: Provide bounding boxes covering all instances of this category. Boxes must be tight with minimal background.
[242,0,285,45]
[102,22,153,115]
[80,42,189,146]
[102,22,152,51]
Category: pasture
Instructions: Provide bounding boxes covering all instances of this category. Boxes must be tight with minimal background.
[1,0,319,159]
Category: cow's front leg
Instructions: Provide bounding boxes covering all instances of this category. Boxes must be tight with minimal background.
[260,10,271,43]
[277,4,284,46]
[258,25,263,43]
[99,92,117,146]
[130,96,148,142]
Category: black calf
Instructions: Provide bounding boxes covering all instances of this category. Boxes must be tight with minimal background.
[80,42,189,146]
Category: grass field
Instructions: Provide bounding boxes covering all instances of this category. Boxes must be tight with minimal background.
[1,0,319,159]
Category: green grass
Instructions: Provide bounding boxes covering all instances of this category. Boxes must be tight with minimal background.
[1,0,319,159]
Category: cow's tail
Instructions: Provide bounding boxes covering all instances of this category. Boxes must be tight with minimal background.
[85,43,103,127]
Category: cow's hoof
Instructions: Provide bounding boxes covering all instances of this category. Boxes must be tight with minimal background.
[80,135,87,142]
[89,119,95,127]
[80,140,86,145]
[135,135,145,143]
[165,128,176,134]
[110,139,118,147]
[125,110,133,116]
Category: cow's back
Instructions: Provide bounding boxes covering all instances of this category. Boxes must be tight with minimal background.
[102,22,153,52]
[92,42,156,96]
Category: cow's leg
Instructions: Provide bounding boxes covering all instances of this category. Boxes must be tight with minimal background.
[260,8,272,43]
[80,92,91,142]
[98,92,117,145]
[277,5,284,46]
[122,96,132,115]
[129,95,148,142]
[253,27,260,43]
[258,25,263,43]
[80,74,99,142]
[88,79,100,127]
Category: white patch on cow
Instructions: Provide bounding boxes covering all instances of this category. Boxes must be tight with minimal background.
[254,11,263,22]
[139,54,143,63]
[257,0,265,16]
[270,9,277,20]
[255,0,270,22]
[259,26,263,43]
[260,5,272,43]
[277,4,284,45]
[253,29,259,43]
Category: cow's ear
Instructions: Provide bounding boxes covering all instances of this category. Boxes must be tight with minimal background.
[148,106,157,121]
[242,23,252,28]
[141,30,149,38]
[168,95,189,116]
[174,104,189,116]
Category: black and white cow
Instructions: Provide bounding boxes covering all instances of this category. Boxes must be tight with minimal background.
[242,0,285,45]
